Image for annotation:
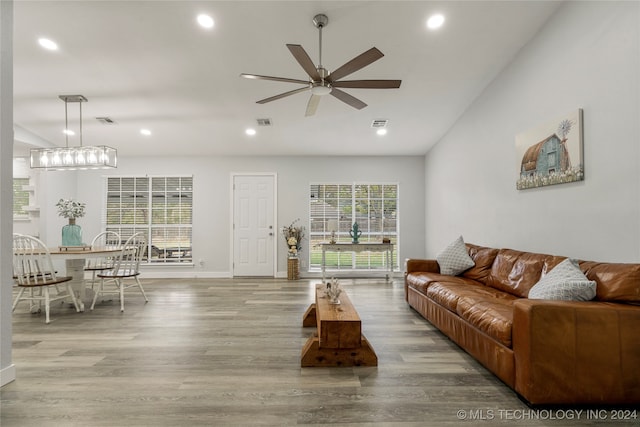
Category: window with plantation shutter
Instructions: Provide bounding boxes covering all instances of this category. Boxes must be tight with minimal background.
[105,176,193,264]
[13,178,30,219]
[309,183,398,271]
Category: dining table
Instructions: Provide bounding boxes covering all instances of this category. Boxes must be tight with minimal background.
[49,246,121,312]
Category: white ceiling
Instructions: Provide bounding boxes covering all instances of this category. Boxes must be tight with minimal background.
[13,1,561,158]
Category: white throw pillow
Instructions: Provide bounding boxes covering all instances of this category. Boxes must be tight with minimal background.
[436,236,475,276]
[528,258,596,301]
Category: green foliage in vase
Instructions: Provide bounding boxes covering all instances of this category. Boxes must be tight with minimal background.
[56,198,86,219]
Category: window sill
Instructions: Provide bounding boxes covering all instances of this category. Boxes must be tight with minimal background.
[142,262,195,267]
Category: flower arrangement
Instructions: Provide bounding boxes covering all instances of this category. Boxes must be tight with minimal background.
[55,198,86,219]
[282,219,305,258]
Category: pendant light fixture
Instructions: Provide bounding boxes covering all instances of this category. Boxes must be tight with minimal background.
[30,95,117,170]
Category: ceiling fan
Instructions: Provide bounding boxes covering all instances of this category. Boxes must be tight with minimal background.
[240,14,401,116]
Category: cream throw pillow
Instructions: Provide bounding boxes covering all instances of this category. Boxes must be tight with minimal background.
[528,258,596,301]
[436,236,475,276]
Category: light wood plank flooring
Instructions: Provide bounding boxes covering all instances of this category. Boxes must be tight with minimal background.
[1,278,628,426]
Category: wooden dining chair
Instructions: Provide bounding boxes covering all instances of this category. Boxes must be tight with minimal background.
[84,230,121,290]
[91,232,148,312]
[12,233,81,324]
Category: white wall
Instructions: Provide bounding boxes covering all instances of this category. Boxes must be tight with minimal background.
[35,155,424,277]
[0,0,14,387]
[35,169,78,244]
[424,1,640,262]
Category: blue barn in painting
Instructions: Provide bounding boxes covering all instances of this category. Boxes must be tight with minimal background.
[520,134,571,178]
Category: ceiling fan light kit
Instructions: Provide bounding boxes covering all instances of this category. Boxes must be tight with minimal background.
[241,14,401,116]
[311,83,331,96]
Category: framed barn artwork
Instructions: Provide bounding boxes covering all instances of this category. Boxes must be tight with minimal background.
[516,109,584,190]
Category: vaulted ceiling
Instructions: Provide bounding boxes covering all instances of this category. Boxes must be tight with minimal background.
[13,1,561,157]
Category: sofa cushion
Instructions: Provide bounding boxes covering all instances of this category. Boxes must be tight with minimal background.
[529,258,596,301]
[462,244,500,284]
[406,271,480,293]
[405,272,443,295]
[579,261,640,303]
[424,278,480,311]
[426,279,500,313]
[436,236,475,275]
[487,248,566,298]
[456,293,517,348]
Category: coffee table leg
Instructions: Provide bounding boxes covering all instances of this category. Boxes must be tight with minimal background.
[301,334,378,367]
[302,303,316,327]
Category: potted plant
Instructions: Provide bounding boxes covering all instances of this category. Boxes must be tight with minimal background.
[282,219,305,280]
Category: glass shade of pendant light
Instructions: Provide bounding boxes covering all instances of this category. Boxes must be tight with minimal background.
[30,95,117,170]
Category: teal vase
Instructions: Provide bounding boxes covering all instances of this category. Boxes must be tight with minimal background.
[62,218,83,246]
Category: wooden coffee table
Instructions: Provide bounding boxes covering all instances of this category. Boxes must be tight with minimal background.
[301,284,378,367]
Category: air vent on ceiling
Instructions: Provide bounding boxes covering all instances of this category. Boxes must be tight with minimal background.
[96,117,116,125]
[256,118,272,126]
[371,119,388,128]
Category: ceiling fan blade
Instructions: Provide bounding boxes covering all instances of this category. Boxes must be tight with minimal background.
[329,47,384,81]
[286,44,321,81]
[256,86,310,104]
[305,95,321,117]
[330,88,367,110]
[241,73,309,85]
[333,79,401,89]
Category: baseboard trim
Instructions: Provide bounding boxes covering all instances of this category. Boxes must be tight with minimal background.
[140,271,232,279]
[115,271,401,280]
[1,364,16,387]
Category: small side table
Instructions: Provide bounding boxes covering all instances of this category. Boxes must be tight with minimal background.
[320,242,394,281]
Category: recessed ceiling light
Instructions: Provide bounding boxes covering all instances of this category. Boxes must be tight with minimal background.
[245,128,256,136]
[62,129,75,136]
[140,129,152,136]
[427,14,445,30]
[376,129,388,136]
[197,14,214,29]
[38,38,58,51]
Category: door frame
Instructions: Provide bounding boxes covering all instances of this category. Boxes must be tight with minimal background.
[229,172,278,277]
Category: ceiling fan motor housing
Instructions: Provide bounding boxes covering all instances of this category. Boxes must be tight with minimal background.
[317,67,328,78]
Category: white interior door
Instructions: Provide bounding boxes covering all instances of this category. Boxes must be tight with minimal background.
[233,174,276,276]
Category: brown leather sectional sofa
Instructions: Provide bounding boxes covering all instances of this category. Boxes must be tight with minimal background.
[404,243,640,405]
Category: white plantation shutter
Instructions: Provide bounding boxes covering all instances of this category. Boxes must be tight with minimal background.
[309,183,398,271]
[104,176,193,264]
[13,178,30,218]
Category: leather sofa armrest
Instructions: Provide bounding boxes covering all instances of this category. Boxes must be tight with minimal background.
[404,259,440,302]
[512,299,640,405]
[405,259,440,274]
